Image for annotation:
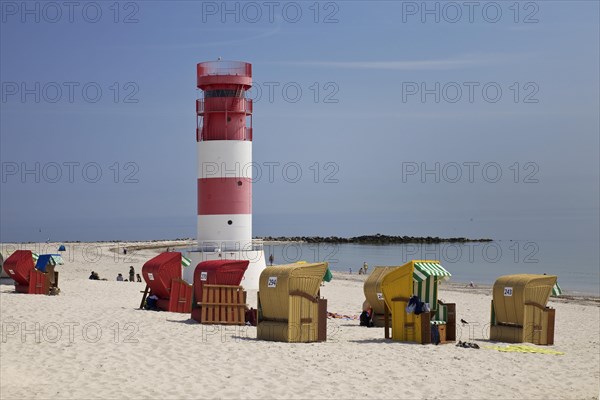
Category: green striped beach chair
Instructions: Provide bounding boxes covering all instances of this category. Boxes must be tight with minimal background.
[551,282,562,297]
[381,260,456,344]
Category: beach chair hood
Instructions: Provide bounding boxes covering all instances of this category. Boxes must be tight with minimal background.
[3,250,35,285]
[142,252,182,299]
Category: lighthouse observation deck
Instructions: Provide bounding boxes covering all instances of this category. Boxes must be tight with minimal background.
[197,61,252,89]
[196,60,253,142]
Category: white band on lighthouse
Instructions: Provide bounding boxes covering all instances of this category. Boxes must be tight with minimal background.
[198,141,252,180]
[197,214,252,249]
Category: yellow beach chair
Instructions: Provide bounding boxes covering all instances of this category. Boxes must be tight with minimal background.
[363,266,398,327]
[257,262,328,343]
[381,260,456,344]
[490,274,557,345]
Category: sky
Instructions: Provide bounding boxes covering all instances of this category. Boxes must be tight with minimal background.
[1,1,599,247]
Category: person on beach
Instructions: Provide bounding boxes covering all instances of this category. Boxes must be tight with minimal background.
[116,273,124,281]
[349,268,352,274]
[360,300,374,327]
[89,271,99,280]
[129,266,135,282]
[363,262,368,274]
[269,254,274,266]
[145,293,159,310]
[136,273,142,282]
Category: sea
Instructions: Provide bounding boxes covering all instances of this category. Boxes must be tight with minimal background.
[264,239,600,296]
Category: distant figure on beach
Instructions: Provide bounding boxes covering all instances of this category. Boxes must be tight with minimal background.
[116,273,124,281]
[129,266,135,282]
[349,268,352,274]
[89,271,99,280]
[269,254,274,266]
[136,273,142,282]
[467,281,475,288]
[123,248,127,255]
[363,262,368,274]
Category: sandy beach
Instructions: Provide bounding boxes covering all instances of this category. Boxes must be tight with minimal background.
[1,241,599,400]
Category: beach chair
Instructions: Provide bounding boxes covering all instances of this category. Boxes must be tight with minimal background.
[192,260,249,324]
[363,266,398,327]
[490,274,557,345]
[381,260,455,344]
[257,262,328,343]
[141,252,192,313]
[3,250,59,295]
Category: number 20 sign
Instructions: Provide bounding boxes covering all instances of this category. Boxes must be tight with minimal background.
[504,287,513,296]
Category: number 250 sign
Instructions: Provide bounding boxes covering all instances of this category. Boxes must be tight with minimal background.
[504,287,513,296]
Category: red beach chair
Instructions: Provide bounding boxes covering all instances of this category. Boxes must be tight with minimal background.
[142,252,192,313]
[191,260,249,322]
[3,250,58,295]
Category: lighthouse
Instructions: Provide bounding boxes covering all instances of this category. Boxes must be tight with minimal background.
[183,60,266,289]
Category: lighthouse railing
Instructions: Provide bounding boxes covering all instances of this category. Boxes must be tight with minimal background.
[194,240,264,253]
[196,98,252,115]
[197,61,252,78]
[196,126,252,141]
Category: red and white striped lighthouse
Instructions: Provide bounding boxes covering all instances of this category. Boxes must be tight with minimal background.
[184,60,265,289]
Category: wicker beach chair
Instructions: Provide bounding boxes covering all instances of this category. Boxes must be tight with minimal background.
[257,262,328,343]
[363,266,399,326]
[192,260,249,324]
[141,252,192,313]
[381,260,455,344]
[3,250,58,295]
[490,274,557,345]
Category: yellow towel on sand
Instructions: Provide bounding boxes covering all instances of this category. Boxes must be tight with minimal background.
[485,344,564,355]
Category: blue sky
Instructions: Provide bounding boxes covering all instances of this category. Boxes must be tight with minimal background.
[1,1,598,245]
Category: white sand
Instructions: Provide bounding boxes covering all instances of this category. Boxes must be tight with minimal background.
[1,242,599,400]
